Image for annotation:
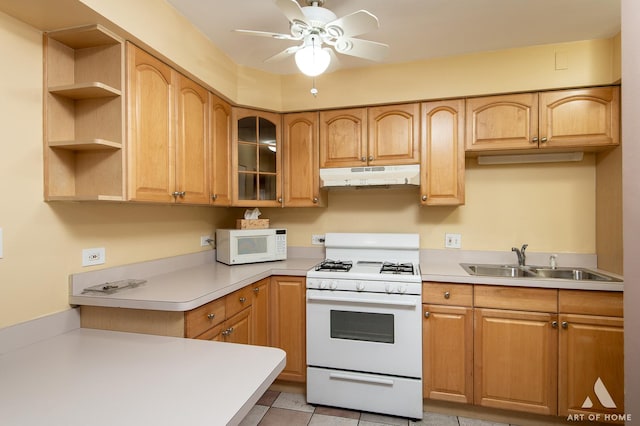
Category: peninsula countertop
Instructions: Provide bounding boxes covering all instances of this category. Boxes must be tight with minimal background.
[0,328,286,426]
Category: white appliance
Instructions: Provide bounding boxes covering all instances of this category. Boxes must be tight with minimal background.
[319,164,420,188]
[306,233,423,420]
[215,228,286,265]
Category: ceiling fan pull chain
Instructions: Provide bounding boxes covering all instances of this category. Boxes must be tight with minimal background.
[311,76,318,97]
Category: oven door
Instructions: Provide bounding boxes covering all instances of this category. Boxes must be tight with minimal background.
[306,289,422,378]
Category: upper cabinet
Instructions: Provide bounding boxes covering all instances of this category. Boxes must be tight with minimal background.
[283,112,324,207]
[126,43,209,204]
[231,108,282,207]
[43,25,126,201]
[465,87,620,153]
[209,94,232,206]
[420,99,465,206]
[320,104,420,168]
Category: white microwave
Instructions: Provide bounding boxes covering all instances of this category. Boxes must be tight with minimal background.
[215,228,287,265]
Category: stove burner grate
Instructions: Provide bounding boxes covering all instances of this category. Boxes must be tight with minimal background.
[380,262,414,275]
[315,259,353,272]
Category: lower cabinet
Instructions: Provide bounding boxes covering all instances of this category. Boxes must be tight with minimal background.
[270,275,306,382]
[558,290,624,417]
[250,278,271,346]
[422,283,473,404]
[422,283,625,422]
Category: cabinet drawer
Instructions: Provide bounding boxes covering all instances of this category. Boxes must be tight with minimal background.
[226,286,253,318]
[474,285,557,312]
[559,290,623,317]
[422,282,473,306]
[184,298,226,338]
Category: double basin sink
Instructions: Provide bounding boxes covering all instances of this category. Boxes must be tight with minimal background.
[460,263,622,282]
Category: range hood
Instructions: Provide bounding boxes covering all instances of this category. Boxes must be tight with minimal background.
[320,164,420,188]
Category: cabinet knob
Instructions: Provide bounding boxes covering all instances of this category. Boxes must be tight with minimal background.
[207,313,215,320]
[222,328,231,336]
[561,321,568,329]
[421,195,427,201]
[313,197,318,203]
[361,156,366,162]
[253,287,260,293]
[368,155,374,161]
[424,311,430,318]
[540,137,548,143]
[444,291,450,299]
[532,136,539,143]
[172,191,186,197]
[551,321,558,328]
[278,197,283,203]
[228,327,234,334]
[211,194,218,201]
[239,297,246,303]
[172,191,180,197]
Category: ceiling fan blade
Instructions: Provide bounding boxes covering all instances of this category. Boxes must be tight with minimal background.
[334,37,389,62]
[326,10,379,38]
[233,29,300,40]
[274,0,307,24]
[264,45,302,63]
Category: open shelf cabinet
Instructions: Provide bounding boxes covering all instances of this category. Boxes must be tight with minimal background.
[44,24,126,201]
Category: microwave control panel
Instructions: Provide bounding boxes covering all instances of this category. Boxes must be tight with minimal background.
[275,229,287,255]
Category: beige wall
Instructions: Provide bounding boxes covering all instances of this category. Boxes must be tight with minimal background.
[0,0,619,328]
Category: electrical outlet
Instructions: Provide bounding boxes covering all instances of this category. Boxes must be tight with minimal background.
[200,235,213,247]
[311,234,325,245]
[445,233,461,249]
[82,247,105,266]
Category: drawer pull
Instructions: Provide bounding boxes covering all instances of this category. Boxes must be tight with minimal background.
[207,313,215,320]
[239,297,247,303]
[253,287,260,293]
[444,291,450,299]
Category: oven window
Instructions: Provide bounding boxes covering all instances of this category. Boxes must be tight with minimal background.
[330,310,394,344]
[237,236,267,255]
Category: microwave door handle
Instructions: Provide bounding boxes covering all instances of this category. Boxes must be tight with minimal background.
[307,294,418,308]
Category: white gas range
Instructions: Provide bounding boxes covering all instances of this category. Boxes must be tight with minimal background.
[305,233,423,420]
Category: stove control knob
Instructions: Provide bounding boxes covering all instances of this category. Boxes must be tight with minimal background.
[329,281,338,290]
[319,280,329,289]
[356,282,365,291]
[397,285,407,294]
[385,284,394,293]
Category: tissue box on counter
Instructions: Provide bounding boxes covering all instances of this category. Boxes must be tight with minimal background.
[236,219,269,229]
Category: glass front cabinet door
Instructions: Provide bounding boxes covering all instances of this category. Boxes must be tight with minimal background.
[231,108,282,206]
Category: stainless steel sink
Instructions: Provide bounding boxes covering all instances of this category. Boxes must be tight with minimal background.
[527,267,622,282]
[460,263,537,278]
[460,263,622,282]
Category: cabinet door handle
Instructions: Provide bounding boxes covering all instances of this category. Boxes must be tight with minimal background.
[424,311,430,318]
[211,194,218,201]
[278,197,283,203]
[540,137,548,143]
[221,329,230,336]
[444,291,450,299]
[253,287,260,293]
[227,327,234,334]
[551,321,558,328]
[172,191,181,197]
[313,197,318,203]
[239,297,246,303]
[368,155,374,161]
[561,321,568,329]
[421,195,427,202]
[172,191,186,197]
[207,313,215,320]
[361,156,366,162]
[532,136,539,143]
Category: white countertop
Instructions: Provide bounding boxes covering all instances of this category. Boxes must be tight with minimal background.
[69,250,623,313]
[0,328,286,426]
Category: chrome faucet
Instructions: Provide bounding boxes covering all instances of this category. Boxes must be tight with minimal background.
[512,244,528,266]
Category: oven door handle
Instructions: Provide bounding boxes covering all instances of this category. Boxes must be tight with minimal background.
[307,294,418,307]
[329,372,394,386]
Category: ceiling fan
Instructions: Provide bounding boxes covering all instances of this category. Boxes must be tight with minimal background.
[234,0,389,77]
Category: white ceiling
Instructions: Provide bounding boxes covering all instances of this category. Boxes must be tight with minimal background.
[166,0,620,75]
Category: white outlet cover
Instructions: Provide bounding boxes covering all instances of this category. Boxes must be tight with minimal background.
[200,235,212,247]
[445,233,461,249]
[82,247,105,266]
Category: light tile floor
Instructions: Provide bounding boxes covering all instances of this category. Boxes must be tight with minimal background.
[239,390,514,426]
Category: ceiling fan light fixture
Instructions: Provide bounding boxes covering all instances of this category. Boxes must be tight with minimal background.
[295,44,331,76]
